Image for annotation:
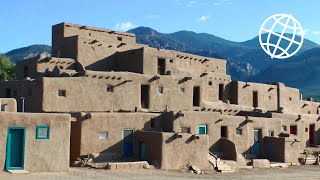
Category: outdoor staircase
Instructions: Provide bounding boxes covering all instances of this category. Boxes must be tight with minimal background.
[209,152,235,173]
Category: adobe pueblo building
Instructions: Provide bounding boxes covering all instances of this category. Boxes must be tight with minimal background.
[1,22,320,172]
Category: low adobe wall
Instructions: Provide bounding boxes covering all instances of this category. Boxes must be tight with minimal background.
[263,136,300,163]
[0,112,71,172]
[137,131,211,170]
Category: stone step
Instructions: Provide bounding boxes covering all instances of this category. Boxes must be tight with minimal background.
[218,169,235,173]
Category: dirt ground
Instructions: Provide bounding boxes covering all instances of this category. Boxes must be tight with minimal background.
[0,166,320,180]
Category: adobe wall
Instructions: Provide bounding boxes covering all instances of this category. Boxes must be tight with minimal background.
[0,112,70,172]
[172,111,282,157]
[0,80,43,112]
[40,71,235,113]
[16,54,77,80]
[75,112,162,160]
[271,113,320,148]
[136,131,163,168]
[160,132,210,170]
[263,137,300,163]
[52,23,136,49]
[0,98,17,112]
[234,81,278,111]
[143,47,227,76]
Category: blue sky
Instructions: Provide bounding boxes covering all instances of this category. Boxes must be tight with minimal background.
[0,0,319,53]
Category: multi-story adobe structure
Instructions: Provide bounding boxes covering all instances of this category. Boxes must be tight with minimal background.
[0,22,320,172]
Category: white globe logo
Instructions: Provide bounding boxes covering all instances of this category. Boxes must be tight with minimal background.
[259,14,304,59]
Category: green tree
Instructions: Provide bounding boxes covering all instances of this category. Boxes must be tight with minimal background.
[0,55,15,81]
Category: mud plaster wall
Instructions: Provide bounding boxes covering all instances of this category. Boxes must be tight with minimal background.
[76,113,162,158]
[0,112,70,172]
[172,112,282,156]
[0,98,17,112]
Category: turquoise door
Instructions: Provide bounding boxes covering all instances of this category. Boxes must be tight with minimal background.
[6,127,26,170]
[140,142,145,160]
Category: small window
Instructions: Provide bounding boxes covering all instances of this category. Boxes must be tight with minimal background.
[58,90,66,97]
[209,81,213,86]
[107,85,114,92]
[36,126,50,140]
[117,36,123,41]
[1,104,7,111]
[268,130,274,137]
[305,128,308,132]
[198,125,207,134]
[289,97,292,101]
[157,86,164,94]
[181,127,191,133]
[269,95,272,100]
[236,128,242,135]
[179,87,185,93]
[99,132,108,140]
[221,126,228,138]
[282,125,287,131]
[170,59,174,63]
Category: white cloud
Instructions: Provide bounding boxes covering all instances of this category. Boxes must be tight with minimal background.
[198,16,210,22]
[113,22,137,31]
[187,0,197,7]
[312,31,320,36]
[213,0,232,6]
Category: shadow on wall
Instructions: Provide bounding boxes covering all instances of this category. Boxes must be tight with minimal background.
[70,113,168,163]
[210,138,237,161]
[85,53,117,71]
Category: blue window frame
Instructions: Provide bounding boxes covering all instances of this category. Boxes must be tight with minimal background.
[198,125,207,135]
[36,126,50,140]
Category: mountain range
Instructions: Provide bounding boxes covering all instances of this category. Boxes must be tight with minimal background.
[2,27,320,98]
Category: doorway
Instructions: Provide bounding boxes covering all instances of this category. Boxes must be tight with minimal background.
[253,91,258,108]
[193,86,200,107]
[141,85,150,109]
[221,126,228,138]
[157,58,166,75]
[123,129,134,158]
[6,127,26,170]
[309,124,315,145]
[139,142,145,161]
[252,129,262,156]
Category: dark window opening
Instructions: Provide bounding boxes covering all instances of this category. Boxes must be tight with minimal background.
[1,104,7,111]
[219,84,224,100]
[282,125,287,131]
[150,119,155,128]
[268,130,274,137]
[58,90,66,97]
[157,86,164,94]
[170,59,174,63]
[107,85,114,92]
[23,65,29,78]
[193,86,200,107]
[141,85,150,109]
[117,36,123,41]
[6,88,11,98]
[209,81,213,86]
[253,91,258,108]
[236,128,242,135]
[181,127,191,133]
[221,126,228,138]
[290,125,297,135]
[157,58,166,75]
